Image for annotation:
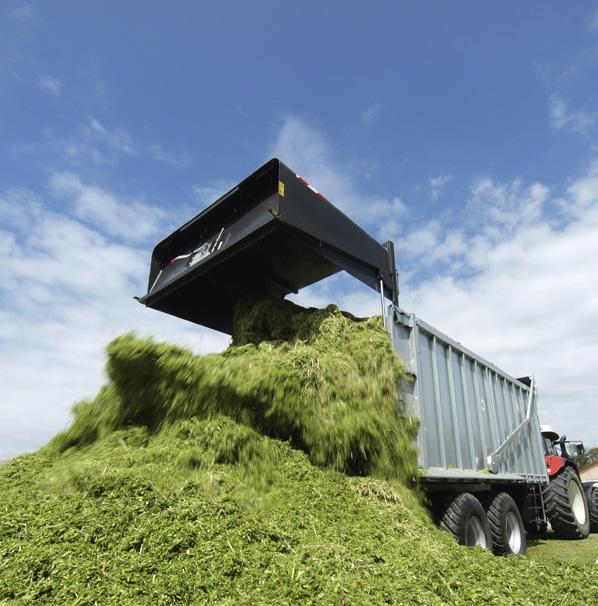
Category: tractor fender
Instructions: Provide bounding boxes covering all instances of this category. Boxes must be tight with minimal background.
[545,455,566,478]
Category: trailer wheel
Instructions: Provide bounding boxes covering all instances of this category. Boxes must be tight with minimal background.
[544,466,590,539]
[486,492,527,555]
[441,493,492,549]
[590,486,598,533]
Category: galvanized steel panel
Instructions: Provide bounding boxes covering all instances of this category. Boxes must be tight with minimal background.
[390,309,548,484]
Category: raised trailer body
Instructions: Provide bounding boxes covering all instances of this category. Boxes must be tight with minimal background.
[390,308,548,488]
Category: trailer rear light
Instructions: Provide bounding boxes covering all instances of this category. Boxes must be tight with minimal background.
[297,175,327,201]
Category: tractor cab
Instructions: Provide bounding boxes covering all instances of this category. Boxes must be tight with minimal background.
[541,425,587,480]
[541,426,585,463]
[541,426,560,457]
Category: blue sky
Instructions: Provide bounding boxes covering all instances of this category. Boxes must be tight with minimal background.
[2,2,598,457]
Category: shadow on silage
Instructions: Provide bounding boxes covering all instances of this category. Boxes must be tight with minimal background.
[49,298,419,485]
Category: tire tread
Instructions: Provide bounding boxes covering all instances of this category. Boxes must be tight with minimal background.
[440,493,492,549]
[544,466,590,539]
[486,492,526,555]
[590,487,598,533]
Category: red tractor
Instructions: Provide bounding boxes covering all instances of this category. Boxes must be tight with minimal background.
[541,426,597,538]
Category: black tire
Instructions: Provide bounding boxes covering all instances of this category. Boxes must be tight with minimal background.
[590,486,598,534]
[544,466,590,539]
[486,492,527,555]
[441,493,492,549]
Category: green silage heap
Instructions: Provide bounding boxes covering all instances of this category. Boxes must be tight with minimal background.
[1,299,596,605]
[51,298,419,484]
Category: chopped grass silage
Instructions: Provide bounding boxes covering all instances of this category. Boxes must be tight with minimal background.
[1,299,597,605]
[50,299,419,483]
[2,421,597,605]
[528,534,598,566]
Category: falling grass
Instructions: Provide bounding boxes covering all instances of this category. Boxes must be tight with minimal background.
[0,299,596,604]
[50,298,419,483]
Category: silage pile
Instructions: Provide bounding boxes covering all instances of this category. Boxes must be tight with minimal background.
[0,299,596,605]
[53,298,419,483]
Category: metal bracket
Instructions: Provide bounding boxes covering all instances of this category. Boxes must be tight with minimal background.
[487,376,536,473]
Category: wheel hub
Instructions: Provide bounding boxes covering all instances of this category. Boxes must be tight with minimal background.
[465,516,487,548]
[568,479,587,526]
[505,511,522,553]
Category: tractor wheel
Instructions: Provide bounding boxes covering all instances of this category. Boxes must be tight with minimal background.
[590,486,598,533]
[441,493,492,549]
[486,492,527,555]
[544,466,590,539]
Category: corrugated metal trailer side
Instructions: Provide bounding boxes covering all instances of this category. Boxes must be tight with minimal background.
[389,308,548,485]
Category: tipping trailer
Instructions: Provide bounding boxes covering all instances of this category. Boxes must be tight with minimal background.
[138,159,587,555]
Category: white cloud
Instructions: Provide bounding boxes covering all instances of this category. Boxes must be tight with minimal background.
[88,118,137,155]
[0,187,42,229]
[400,169,598,446]
[469,176,549,237]
[362,102,382,125]
[560,160,598,216]
[589,9,598,32]
[429,174,454,201]
[290,272,383,318]
[23,118,186,170]
[394,220,467,266]
[192,182,234,209]
[0,185,229,459]
[10,3,33,21]
[549,94,596,136]
[270,116,409,236]
[397,221,441,255]
[14,124,130,169]
[32,136,108,169]
[82,119,192,167]
[48,172,167,242]
[147,144,192,168]
[38,76,62,96]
